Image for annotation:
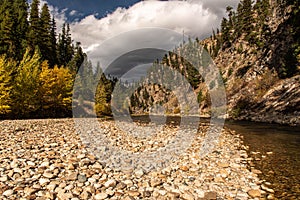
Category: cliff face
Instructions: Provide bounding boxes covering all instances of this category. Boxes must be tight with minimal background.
[127,1,299,125]
[211,0,300,125]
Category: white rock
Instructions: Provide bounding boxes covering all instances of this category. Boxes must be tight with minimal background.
[94,193,108,200]
[3,189,14,196]
[104,179,116,188]
[39,178,50,186]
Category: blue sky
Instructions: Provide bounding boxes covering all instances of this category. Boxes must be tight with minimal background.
[45,0,141,22]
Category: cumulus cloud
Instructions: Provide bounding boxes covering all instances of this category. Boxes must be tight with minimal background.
[71,1,216,52]
[70,0,239,55]
[44,0,239,69]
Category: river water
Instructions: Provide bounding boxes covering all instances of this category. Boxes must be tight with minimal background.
[131,116,300,199]
[225,120,300,199]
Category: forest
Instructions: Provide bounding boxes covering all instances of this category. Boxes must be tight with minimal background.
[0,0,86,118]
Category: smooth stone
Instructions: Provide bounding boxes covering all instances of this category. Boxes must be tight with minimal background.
[77,174,87,183]
[134,169,144,178]
[180,166,189,171]
[182,191,194,200]
[150,179,162,187]
[217,162,229,168]
[24,187,37,196]
[204,191,217,200]
[66,172,78,181]
[104,179,117,188]
[248,189,261,198]
[123,180,133,187]
[127,190,140,197]
[43,172,55,179]
[251,169,262,174]
[39,178,50,186]
[0,175,8,182]
[94,193,108,200]
[143,191,152,198]
[3,189,14,196]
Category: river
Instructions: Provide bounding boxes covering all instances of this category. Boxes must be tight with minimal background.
[131,116,300,199]
[226,120,300,199]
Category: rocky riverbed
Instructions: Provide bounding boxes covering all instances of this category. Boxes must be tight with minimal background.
[0,119,270,199]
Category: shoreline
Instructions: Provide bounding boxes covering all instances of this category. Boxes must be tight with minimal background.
[0,119,267,199]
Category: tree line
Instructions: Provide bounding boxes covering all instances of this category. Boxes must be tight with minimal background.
[209,0,299,78]
[0,0,85,118]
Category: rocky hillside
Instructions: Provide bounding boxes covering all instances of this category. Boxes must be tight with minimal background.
[208,0,300,125]
[126,0,300,126]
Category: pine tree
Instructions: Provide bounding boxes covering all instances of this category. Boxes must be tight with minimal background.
[28,0,40,49]
[237,0,254,39]
[50,16,57,66]
[221,17,230,45]
[13,0,29,60]
[39,3,53,65]
[0,0,15,58]
[57,23,74,66]
[0,0,30,60]
[67,42,85,73]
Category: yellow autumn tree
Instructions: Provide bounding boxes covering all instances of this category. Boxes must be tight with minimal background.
[12,48,41,117]
[0,55,14,115]
[39,62,73,117]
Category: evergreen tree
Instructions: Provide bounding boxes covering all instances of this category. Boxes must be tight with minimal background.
[39,3,53,65]
[12,0,29,60]
[0,0,28,59]
[237,0,254,39]
[28,0,40,49]
[221,17,230,45]
[0,0,15,57]
[57,23,74,66]
[67,42,85,73]
[50,16,57,66]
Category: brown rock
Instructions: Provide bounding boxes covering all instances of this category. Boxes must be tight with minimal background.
[66,172,78,181]
[204,191,217,200]
[150,179,162,187]
[94,193,108,200]
[127,190,140,197]
[180,166,189,171]
[248,189,261,198]
[217,162,229,168]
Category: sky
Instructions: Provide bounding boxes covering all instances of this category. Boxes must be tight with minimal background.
[37,0,240,80]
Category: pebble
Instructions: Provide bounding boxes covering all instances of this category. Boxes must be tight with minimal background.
[104,179,117,188]
[204,191,217,199]
[3,190,14,197]
[0,175,8,182]
[43,172,55,179]
[39,178,50,186]
[94,193,108,200]
[77,174,87,183]
[134,169,144,178]
[0,119,265,199]
[248,189,261,198]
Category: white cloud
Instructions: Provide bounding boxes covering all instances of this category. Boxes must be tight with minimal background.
[39,0,240,67]
[71,1,215,52]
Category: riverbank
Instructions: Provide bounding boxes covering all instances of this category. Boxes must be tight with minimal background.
[0,119,265,199]
[226,121,300,199]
